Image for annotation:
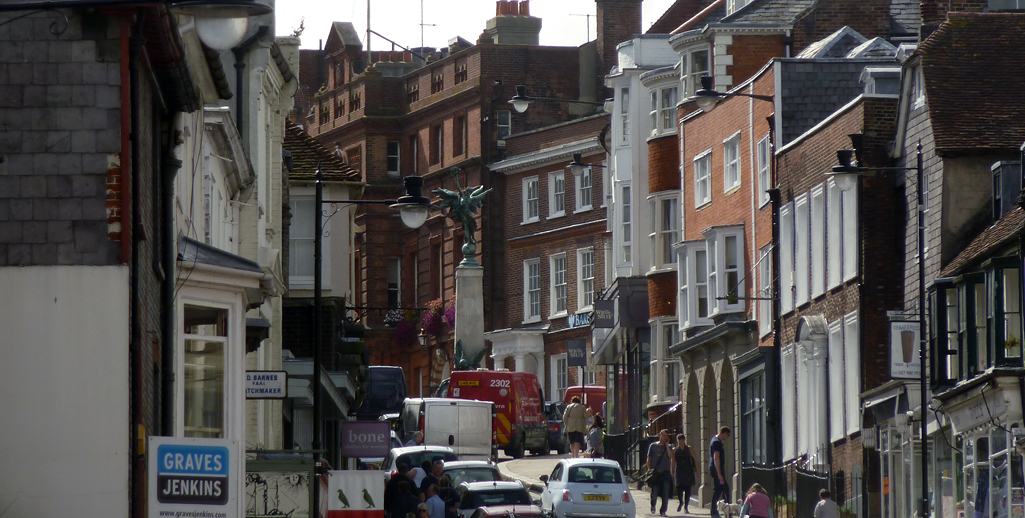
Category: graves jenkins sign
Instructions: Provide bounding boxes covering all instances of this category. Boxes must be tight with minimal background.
[149,436,239,518]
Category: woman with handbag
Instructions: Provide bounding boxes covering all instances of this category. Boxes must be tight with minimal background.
[647,429,674,516]
[672,433,699,513]
[741,483,773,518]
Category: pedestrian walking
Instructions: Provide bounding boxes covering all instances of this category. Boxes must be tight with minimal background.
[709,426,732,518]
[586,414,605,458]
[813,489,840,518]
[563,396,588,458]
[647,429,675,516]
[741,483,773,518]
[673,434,698,513]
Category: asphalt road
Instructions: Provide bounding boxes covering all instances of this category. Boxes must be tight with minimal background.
[494,452,710,518]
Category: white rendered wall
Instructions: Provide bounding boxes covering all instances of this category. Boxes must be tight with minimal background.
[0,265,130,518]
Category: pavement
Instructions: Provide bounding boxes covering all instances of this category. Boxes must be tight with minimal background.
[495,452,713,518]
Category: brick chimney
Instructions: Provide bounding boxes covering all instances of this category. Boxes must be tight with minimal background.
[485,0,542,45]
[597,0,642,77]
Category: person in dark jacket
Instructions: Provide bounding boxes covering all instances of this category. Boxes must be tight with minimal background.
[385,463,413,518]
[394,481,422,518]
[673,434,699,513]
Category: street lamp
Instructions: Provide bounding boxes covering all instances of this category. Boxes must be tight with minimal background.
[509,85,611,113]
[827,142,927,518]
[312,171,431,513]
[692,75,774,113]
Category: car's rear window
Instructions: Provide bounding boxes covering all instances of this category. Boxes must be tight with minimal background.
[446,468,500,486]
[399,451,459,470]
[568,466,622,484]
[464,490,531,509]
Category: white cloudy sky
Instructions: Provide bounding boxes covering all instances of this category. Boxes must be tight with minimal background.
[274,0,678,51]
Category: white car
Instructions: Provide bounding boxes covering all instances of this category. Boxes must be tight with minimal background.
[455,481,534,518]
[539,458,635,518]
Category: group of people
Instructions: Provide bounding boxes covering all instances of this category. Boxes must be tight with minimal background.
[562,396,605,458]
[645,428,702,516]
[383,459,458,518]
[646,425,841,518]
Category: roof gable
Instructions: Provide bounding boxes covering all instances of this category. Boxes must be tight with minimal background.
[325,22,363,54]
[284,120,359,182]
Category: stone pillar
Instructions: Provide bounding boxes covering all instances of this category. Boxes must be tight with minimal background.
[514,353,527,372]
[455,264,485,361]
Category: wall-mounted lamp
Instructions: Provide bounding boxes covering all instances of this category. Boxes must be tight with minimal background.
[509,85,610,114]
[418,328,427,347]
[861,425,878,449]
[692,75,774,113]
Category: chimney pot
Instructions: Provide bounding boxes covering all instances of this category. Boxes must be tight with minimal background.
[520,0,529,15]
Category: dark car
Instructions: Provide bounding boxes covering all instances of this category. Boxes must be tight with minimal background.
[546,402,567,455]
[456,481,534,518]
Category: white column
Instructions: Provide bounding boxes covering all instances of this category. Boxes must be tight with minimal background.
[514,353,527,372]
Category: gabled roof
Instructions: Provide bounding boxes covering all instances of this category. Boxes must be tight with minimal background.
[918,13,1025,153]
[326,22,363,53]
[940,206,1024,277]
[796,26,867,58]
[283,120,359,182]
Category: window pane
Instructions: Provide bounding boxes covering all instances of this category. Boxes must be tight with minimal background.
[1004,268,1021,359]
[183,305,227,439]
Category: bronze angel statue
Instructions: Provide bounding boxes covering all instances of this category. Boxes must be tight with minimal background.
[433,173,491,263]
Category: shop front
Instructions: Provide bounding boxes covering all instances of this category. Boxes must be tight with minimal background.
[935,375,1024,518]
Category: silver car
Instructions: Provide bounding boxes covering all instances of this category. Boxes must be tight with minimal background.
[539,458,635,518]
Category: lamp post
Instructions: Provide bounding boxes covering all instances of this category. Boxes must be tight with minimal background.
[691,75,774,113]
[312,169,431,513]
[828,142,927,518]
[509,85,611,113]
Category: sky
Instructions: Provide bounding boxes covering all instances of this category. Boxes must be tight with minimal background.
[274,0,679,51]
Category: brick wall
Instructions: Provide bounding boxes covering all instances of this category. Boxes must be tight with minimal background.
[648,272,677,318]
[648,134,680,193]
[792,0,892,54]
[596,0,642,82]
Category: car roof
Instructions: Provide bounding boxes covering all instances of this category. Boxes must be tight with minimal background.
[442,460,498,470]
[390,445,456,456]
[460,481,525,491]
[557,458,622,468]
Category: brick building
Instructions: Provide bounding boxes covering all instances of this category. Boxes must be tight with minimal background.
[487,114,609,412]
[301,0,640,399]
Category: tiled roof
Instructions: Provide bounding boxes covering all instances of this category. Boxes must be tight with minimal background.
[919,13,1025,153]
[940,206,1025,277]
[649,0,719,34]
[726,0,817,25]
[889,0,921,35]
[283,120,359,182]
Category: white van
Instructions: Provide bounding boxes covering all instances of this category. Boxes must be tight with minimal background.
[398,398,495,461]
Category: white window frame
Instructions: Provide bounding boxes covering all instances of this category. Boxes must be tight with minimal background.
[780,202,794,313]
[551,353,568,403]
[522,176,539,224]
[550,253,568,318]
[795,194,810,306]
[681,46,710,99]
[574,165,593,212]
[497,109,511,141]
[828,320,845,442]
[524,258,541,323]
[912,66,925,110]
[810,184,825,298]
[844,311,861,436]
[694,149,711,207]
[621,184,632,264]
[549,171,566,218]
[620,87,630,145]
[386,140,400,176]
[678,242,691,329]
[704,226,745,316]
[842,186,858,281]
[387,257,401,309]
[723,131,742,192]
[680,242,712,329]
[758,245,772,337]
[648,192,680,271]
[757,134,771,207]
[288,197,322,289]
[781,344,796,461]
[727,0,753,15]
[577,248,595,312]
[649,318,681,403]
[827,179,842,288]
[649,86,678,136]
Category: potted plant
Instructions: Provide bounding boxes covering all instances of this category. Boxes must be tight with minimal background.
[422,298,444,337]
[444,295,457,327]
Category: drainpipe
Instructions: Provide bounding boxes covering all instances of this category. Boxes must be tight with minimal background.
[161,113,184,436]
[765,112,784,500]
[232,26,270,135]
[129,8,147,516]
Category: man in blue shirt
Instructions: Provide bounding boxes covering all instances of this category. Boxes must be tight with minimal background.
[425,485,446,518]
[709,426,732,518]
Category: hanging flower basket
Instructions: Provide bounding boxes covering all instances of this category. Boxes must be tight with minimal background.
[394,318,416,345]
[422,298,444,336]
[444,296,457,328]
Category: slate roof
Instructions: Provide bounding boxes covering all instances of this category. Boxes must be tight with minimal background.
[725,0,816,25]
[283,120,359,182]
[889,0,921,35]
[178,235,264,274]
[919,13,1025,153]
[940,206,1025,277]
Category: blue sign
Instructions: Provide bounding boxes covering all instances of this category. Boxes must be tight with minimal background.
[155,443,230,505]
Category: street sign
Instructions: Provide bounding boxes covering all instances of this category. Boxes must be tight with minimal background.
[567,339,587,367]
[246,370,287,399]
[149,437,238,518]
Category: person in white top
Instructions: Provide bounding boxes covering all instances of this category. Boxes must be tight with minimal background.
[814,489,841,518]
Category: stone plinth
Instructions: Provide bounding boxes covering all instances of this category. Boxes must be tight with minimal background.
[455,264,485,361]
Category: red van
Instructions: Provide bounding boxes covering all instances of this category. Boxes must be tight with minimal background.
[446,370,548,458]
[563,385,607,416]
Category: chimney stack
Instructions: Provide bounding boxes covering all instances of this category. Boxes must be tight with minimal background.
[485,0,542,45]
[596,0,642,79]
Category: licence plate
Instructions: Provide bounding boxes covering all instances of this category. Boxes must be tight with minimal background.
[582,494,610,502]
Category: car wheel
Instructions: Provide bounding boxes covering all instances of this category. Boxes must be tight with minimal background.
[510,433,526,459]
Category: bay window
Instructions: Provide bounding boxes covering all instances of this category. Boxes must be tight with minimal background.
[183,304,228,438]
[681,47,710,99]
[703,225,745,316]
[648,193,680,270]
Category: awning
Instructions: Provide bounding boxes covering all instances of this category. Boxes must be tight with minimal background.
[864,385,903,422]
